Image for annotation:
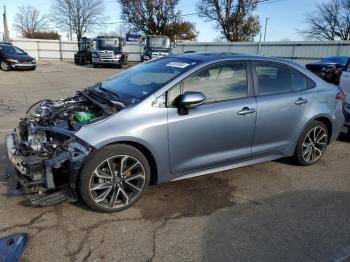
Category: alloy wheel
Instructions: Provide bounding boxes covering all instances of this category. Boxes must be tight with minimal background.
[88,155,146,209]
[302,126,328,164]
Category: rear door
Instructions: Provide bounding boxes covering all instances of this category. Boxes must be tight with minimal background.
[251,61,313,156]
[339,59,350,104]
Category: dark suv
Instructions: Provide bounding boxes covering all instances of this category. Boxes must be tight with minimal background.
[0,43,36,71]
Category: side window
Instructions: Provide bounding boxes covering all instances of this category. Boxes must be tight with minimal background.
[255,63,291,96]
[166,84,181,107]
[291,69,308,92]
[182,62,248,103]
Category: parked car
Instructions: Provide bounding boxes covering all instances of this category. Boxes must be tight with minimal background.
[0,43,36,71]
[7,53,345,212]
[338,59,350,135]
[306,56,349,85]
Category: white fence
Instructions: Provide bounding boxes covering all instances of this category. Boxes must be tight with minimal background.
[13,39,78,60]
[11,38,350,64]
[173,41,350,64]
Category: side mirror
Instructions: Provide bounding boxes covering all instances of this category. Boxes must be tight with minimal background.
[180,91,206,109]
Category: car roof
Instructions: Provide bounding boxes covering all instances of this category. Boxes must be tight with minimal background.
[0,42,12,45]
[171,52,304,68]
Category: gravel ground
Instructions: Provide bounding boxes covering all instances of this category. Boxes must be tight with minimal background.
[0,61,350,262]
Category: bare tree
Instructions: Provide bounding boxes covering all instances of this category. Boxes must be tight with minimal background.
[117,0,198,40]
[51,0,105,42]
[196,0,261,42]
[300,0,350,40]
[13,6,48,36]
[115,23,131,38]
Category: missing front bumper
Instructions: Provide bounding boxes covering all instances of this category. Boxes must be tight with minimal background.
[7,132,27,175]
[6,131,90,206]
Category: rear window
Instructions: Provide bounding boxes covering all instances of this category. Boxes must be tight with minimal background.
[291,70,308,92]
[255,63,291,96]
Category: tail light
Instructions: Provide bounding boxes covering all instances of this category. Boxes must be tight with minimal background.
[336,91,346,101]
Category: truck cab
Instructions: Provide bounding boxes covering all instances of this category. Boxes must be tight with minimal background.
[140,35,172,62]
[74,37,94,65]
[92,36,128,68]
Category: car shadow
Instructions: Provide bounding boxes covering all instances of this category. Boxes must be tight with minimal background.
[337,132,350,143]
[135,174,236,220]
[201,190,350,261]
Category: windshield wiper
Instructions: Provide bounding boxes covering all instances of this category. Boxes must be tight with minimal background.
[91,82,126,108]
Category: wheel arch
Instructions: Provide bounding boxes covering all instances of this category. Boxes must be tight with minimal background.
[313,116,333,143]
[295,114,333,152]
[112,141,159,185]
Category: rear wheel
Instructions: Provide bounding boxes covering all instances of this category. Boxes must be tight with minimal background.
[0,61,11,71]
[294,121,329,166]
[79,144,150,212]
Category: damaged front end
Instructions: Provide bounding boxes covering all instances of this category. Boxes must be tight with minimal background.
[6,86,123,206]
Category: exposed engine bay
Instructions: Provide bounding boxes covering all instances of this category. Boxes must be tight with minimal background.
[7,85,124,206]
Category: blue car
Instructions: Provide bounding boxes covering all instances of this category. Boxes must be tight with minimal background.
[7,53,345,212]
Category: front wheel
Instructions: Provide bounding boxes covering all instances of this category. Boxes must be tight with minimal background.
[79,144,151,212]
[0,61,11,71]
[294,121,329,166]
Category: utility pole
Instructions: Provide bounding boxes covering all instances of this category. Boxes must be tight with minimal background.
[263,17,270,42]
[258,33,262,55]
[3,5,9,42]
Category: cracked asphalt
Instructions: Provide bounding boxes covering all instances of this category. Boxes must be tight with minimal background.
[1,61,350,262]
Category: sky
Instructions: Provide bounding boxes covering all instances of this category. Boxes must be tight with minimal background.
[0,0,320,42]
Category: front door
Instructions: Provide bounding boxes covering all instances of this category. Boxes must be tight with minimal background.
[167,61,257,175]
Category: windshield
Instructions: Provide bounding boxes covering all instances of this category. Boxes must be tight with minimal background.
[101,57,198,104]
[0,45,26,55]
[95,38,120,50]
[321,56,349,65]
[79,39,93,51]
[147,37,170,49]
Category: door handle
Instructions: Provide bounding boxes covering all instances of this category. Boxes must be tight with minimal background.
[237,107,256,115]
[295,98,308,105]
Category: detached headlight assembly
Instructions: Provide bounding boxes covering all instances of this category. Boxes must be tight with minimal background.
[7,58,19,63]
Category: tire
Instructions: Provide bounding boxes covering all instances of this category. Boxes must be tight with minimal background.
[30,66,36,71]
[79,144,151,212]
[93,64,98,68]
[294,121,329,166]
[0,61,11,71]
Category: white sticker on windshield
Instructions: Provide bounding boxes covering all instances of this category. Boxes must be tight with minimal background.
[166,62,190,68]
